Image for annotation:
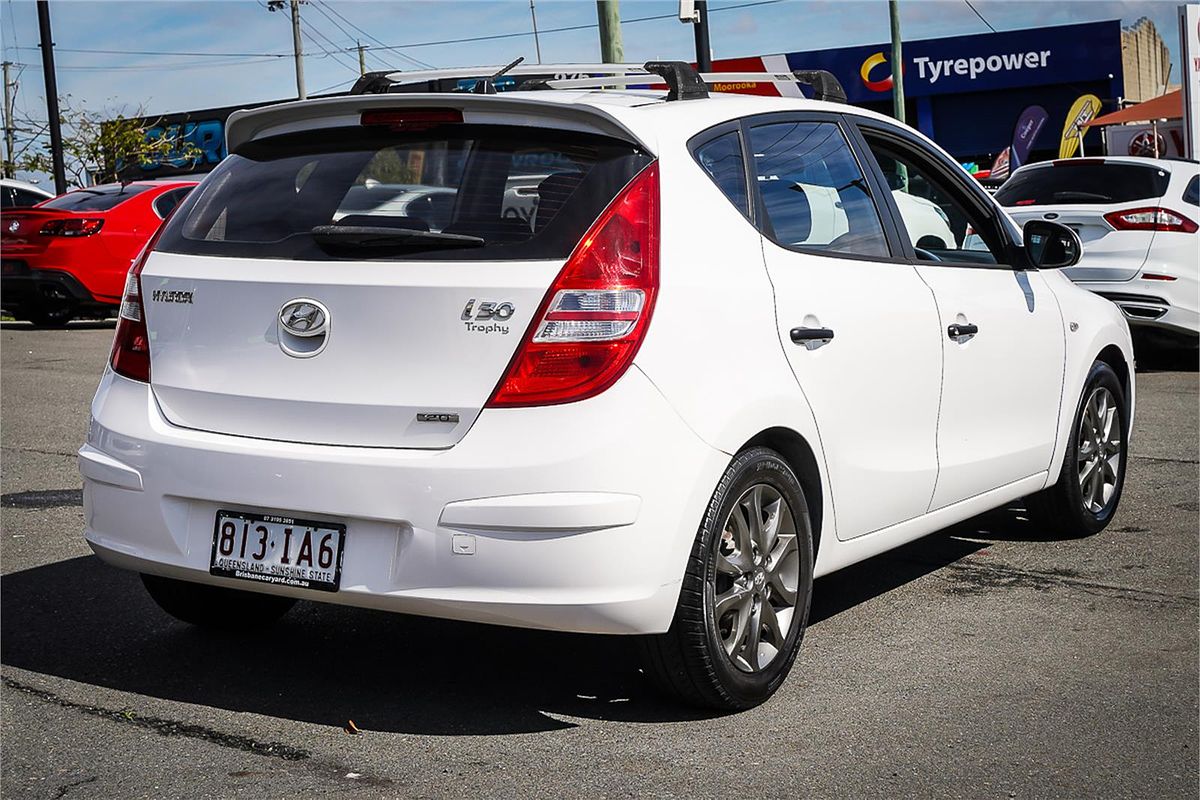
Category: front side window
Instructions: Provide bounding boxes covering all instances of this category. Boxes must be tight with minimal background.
[747,121,890,259]
[862,134,1004,265]
[694,131,748,217]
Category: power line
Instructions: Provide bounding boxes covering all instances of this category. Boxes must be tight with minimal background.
[963,0,997,33]
[358,0,784,55]
[8,44,290,58]
[312,0,434,70]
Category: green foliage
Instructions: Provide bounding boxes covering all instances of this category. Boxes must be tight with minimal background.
[16,96,201,187]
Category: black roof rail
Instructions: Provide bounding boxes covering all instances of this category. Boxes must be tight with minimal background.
[643,61,709,101]
[791,70,847,104]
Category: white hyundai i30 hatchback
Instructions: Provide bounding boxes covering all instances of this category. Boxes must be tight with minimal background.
[80,63,1135,709]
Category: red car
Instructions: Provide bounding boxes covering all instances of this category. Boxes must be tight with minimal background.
[2,179,197,325]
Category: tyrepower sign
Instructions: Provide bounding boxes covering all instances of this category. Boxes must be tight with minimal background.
[776,20,1121,104]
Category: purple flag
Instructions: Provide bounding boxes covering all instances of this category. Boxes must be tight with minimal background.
[1011,105,1050,169]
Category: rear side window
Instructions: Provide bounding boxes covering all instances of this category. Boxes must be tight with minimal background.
[157,125,652,261]
[748,121,890,258]
[995,162,1170,206]
[694,131,749,217]
[1183,175,1199,207]
[41,184,151,211]
[152,187,194,219]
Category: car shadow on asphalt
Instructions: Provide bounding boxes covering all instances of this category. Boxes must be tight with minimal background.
[1,513,1035,735]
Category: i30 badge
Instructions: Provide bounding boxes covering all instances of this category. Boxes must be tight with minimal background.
[279,299,329,337]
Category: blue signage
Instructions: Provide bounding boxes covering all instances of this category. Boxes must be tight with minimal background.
[782,20,1122,105]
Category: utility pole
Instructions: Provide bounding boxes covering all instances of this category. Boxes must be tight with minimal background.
[36,0,66,194]
[268,0,306,99]
[888,0,905,124]
[2,61,14,178]
[530,1,542,65]
[692,0,712,72]
[596,1,623,64]
[357,40,366,76]
[289,0,306,99]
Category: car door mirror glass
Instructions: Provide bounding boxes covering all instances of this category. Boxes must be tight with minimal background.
[1023,219,1081,269]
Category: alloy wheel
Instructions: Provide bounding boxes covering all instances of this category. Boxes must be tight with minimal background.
[1077,386,1122,515]
[711,484,800,673]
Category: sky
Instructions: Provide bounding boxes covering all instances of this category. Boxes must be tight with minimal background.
[0,0,1187,184]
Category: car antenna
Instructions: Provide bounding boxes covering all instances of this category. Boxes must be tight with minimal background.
[473,56,525,94]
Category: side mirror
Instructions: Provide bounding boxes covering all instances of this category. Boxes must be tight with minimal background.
[1023,219,1082,269]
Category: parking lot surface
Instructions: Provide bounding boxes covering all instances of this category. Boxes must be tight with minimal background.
[1,322,1196,799]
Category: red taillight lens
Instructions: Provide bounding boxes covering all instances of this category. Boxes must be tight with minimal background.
[109,232,163,383]
[40,217,104,236]
[360,108,463,131]
[487,161,659,408]
[1103,207,1199,233]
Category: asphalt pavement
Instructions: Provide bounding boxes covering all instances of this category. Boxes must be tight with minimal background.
[1,321,1196,799]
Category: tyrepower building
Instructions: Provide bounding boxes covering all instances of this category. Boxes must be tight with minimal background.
[714,20,1124,163]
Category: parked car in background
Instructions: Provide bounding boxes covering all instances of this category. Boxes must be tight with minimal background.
[0,178,53,209]
[996,156,1199,349]
[1,179,197,326]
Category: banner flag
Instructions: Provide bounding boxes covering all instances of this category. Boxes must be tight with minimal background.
[1011,105,1049,168]
[1059,95,1102,158]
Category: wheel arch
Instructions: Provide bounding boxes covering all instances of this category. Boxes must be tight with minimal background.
[1095,343,1132,408]
[740,427,825,564]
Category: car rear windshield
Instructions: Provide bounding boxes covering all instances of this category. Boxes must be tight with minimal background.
[41,184,152,212]
[994,162,1170,206]
[155,125,652,261]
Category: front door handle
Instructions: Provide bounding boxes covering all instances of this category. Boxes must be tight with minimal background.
[790,327,835,344]
[947,323,979,338]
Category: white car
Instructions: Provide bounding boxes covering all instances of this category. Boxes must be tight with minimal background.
[1,177,54,209]
[79,63,1135,709]
[997,156,1199,348]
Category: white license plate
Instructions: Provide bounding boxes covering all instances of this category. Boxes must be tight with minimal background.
[210,509,346,592]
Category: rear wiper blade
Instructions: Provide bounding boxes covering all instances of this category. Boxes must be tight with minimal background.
[310,225,485,250]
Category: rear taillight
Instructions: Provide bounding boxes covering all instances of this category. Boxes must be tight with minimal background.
[1103,207,1199,233]
[487,162,659,408]
[109,230,163,382]
[40,217,104,236]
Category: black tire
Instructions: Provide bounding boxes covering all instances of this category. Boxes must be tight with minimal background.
[640,447,814,710]
[1025,360,1129,538]
[141,574,296,629]
[26,302,74,328]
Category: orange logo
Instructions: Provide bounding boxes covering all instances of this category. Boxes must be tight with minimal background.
[860,51,893,92]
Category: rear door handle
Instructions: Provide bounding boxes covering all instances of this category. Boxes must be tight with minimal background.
[790,327,835,343]
[947,323,979,338]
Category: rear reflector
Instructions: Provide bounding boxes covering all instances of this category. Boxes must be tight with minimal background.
[360,108,463,131]
[1140,273,1177,281]
[1103,207,1199,233]
[487,162,659,408]
[40,217,104,236]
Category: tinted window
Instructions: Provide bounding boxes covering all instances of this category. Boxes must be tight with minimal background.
[748,121,889,258]
[152,187,193,219]
[694,131,748,216]
[1183,175,1199,207]
[158,125,651,261]
[994,162,1170,206]
[864,136,1003,265]
[41,184,151,211]
[2,187,47,208]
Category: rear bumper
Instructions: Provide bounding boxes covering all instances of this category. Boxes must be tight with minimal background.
[80,367,729,634]
[0,264,113,313]
[1076,275,1199,339]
